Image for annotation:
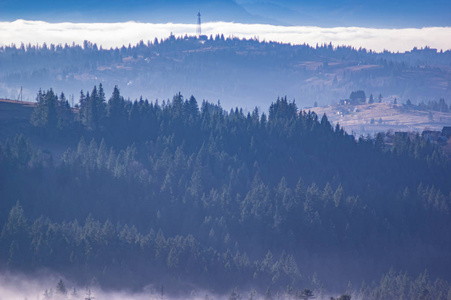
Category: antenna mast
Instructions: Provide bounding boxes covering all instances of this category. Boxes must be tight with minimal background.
[18,86,23,102]
[197,11,201,36]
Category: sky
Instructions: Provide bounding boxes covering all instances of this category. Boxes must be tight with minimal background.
[1,0,450,28]
[1,20,451,53]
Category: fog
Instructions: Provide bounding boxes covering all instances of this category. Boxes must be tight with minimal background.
[1,19,451,52]
[0,272,213,300]
[0,272,347,300]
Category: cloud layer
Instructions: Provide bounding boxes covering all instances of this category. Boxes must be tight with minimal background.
[1,20,451,52]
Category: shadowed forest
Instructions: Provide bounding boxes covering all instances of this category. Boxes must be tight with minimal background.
[1,86,451,298]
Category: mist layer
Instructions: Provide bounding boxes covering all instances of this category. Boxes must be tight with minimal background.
[1,20,451,52]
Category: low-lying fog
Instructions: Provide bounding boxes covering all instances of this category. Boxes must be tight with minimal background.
[1,20,451,52]
[0,272,345,300]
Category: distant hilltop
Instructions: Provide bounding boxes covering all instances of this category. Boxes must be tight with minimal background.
[0,36,450,110]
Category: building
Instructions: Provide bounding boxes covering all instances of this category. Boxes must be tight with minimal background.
[442,126,451,138]
[422,130,442,142]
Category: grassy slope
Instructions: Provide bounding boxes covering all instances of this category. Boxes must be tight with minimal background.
[310,102,451,136]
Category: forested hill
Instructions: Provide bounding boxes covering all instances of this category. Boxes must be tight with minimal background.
[1,86,451,297]
[1,35,450,109]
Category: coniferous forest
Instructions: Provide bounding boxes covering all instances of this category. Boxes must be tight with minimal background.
[1,85,451,299]
[1,36,451,109]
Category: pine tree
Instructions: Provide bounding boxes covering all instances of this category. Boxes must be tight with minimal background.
[106,85,128,146]
[56,279,67,297]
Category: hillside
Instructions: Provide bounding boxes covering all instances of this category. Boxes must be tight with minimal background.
[310,102,451,136]
[0,99,34,140]
[1,37,450,110]
[3,97,451,162]
[1,87,451,299]
[4,96,450,137]
[0,99,78,158]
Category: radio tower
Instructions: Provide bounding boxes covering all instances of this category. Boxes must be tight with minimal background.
[197,11,202,36]
[18,86,23,102]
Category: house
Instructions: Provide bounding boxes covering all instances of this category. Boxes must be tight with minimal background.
[395,131,408,138]
[442,126,451,138]
[349,90,366,105]
[422,130,442,142]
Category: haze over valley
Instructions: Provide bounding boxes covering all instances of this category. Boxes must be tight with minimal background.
[1,1,451,299]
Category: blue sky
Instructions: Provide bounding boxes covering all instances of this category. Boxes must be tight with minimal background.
[1,0,450,28]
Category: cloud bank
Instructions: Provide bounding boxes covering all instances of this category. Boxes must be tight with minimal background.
[1,19,451,52]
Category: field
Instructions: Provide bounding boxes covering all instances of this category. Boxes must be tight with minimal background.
[310,102,451,137]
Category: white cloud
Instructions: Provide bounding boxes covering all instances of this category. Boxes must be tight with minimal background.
[0,19,451,52]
